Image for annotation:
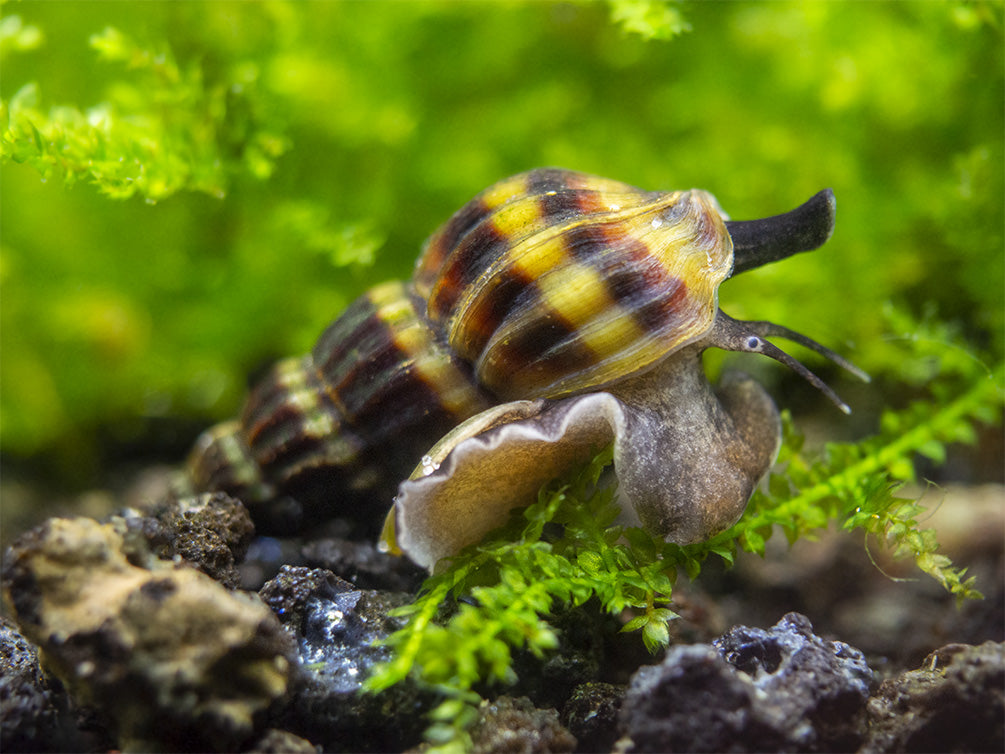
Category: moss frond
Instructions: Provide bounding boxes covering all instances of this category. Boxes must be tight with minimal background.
[1,26,287,200]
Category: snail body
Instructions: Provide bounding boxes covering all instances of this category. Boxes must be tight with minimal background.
[188,168,864,554]
[382,345,784,568]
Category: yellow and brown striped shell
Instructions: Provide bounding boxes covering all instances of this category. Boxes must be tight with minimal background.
[416,169,732,399]
[188,280,493,532]
[186,168,849,535]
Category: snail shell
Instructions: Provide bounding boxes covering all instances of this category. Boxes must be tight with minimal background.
[187,168,861,540]
[188,280,493,531]
[417,168,731,399]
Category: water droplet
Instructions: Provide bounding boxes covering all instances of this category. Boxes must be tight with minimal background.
[420,455,440,476]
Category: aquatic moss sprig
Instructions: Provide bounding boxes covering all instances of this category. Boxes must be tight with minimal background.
[1,25,287,200]
[607,0,691,41]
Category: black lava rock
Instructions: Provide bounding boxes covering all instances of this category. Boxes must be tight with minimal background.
[469,696,576,754]
[714,611,874,750]
[619,612,874,752]
[0,617,110,753]
[301,536,425,592]
[116,491,255,588]
[511,604,612,710]
[260,565,429,752]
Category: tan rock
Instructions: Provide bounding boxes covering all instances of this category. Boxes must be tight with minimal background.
[2,516,294,752]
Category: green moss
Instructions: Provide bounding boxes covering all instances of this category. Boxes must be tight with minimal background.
[1,2,1001,476]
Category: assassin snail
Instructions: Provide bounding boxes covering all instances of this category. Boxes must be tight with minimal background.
[185,168,866,565]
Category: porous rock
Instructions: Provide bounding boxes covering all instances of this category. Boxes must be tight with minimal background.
[469,695,577,754]
[245,727,321,753]
[861,641,1004,753]
[2,516,294,752]
[0,616,110,753]
[618,612,874,752]
[114,491,255,588]
[512,604,611,709]
[260,565,428,752]
[561,681,624,753]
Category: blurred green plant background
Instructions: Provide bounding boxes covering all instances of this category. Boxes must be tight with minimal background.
[2,0,1002,490]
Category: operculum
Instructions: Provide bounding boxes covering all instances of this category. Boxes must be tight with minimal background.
[381,394,623,570]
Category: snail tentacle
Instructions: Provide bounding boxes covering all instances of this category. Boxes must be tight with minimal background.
[706,313,852,414]
[741,319,871,383]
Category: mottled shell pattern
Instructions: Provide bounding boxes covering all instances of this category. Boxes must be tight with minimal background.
[187,168,738,532]
[188,279,493,530]
[416,169,733,399]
